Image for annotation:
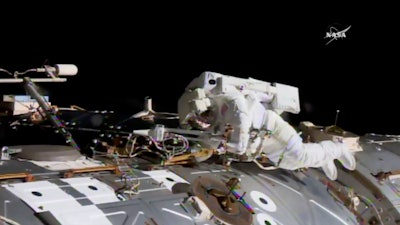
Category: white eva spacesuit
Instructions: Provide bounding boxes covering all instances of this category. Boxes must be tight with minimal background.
[178,72,356,180]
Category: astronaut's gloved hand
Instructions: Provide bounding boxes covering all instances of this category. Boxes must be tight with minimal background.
[337,146,357,171]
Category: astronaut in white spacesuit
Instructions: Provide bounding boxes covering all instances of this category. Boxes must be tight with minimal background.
[178,72,356,180]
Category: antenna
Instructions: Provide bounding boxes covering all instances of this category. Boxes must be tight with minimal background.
[334,109,340,126]
[144,96,153,112]
[131,96,178,121]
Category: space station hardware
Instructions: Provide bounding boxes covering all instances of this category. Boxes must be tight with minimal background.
[3,68,391,225]
[299,121,363,153]
[0,64,80,150]
[1,95,51,116]
[0,64,78,83]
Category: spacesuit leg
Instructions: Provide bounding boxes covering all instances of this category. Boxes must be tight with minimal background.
[262,110,356,180]
[293,141,356,170]
[291,141,356,180]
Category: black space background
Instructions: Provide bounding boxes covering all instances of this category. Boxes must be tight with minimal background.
[1,4,399,136]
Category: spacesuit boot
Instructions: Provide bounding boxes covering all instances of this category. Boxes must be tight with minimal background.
[338,148,356,170]
[321,161,338,180]
[338,151,356,170]
[320,148,356,180]
[308,140,356,180]
[319,140,356,170]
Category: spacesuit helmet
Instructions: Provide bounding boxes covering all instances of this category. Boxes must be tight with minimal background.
[178,88,215,129]
[185,109,215,130]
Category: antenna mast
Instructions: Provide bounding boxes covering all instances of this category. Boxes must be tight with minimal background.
[334,110,340,126]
